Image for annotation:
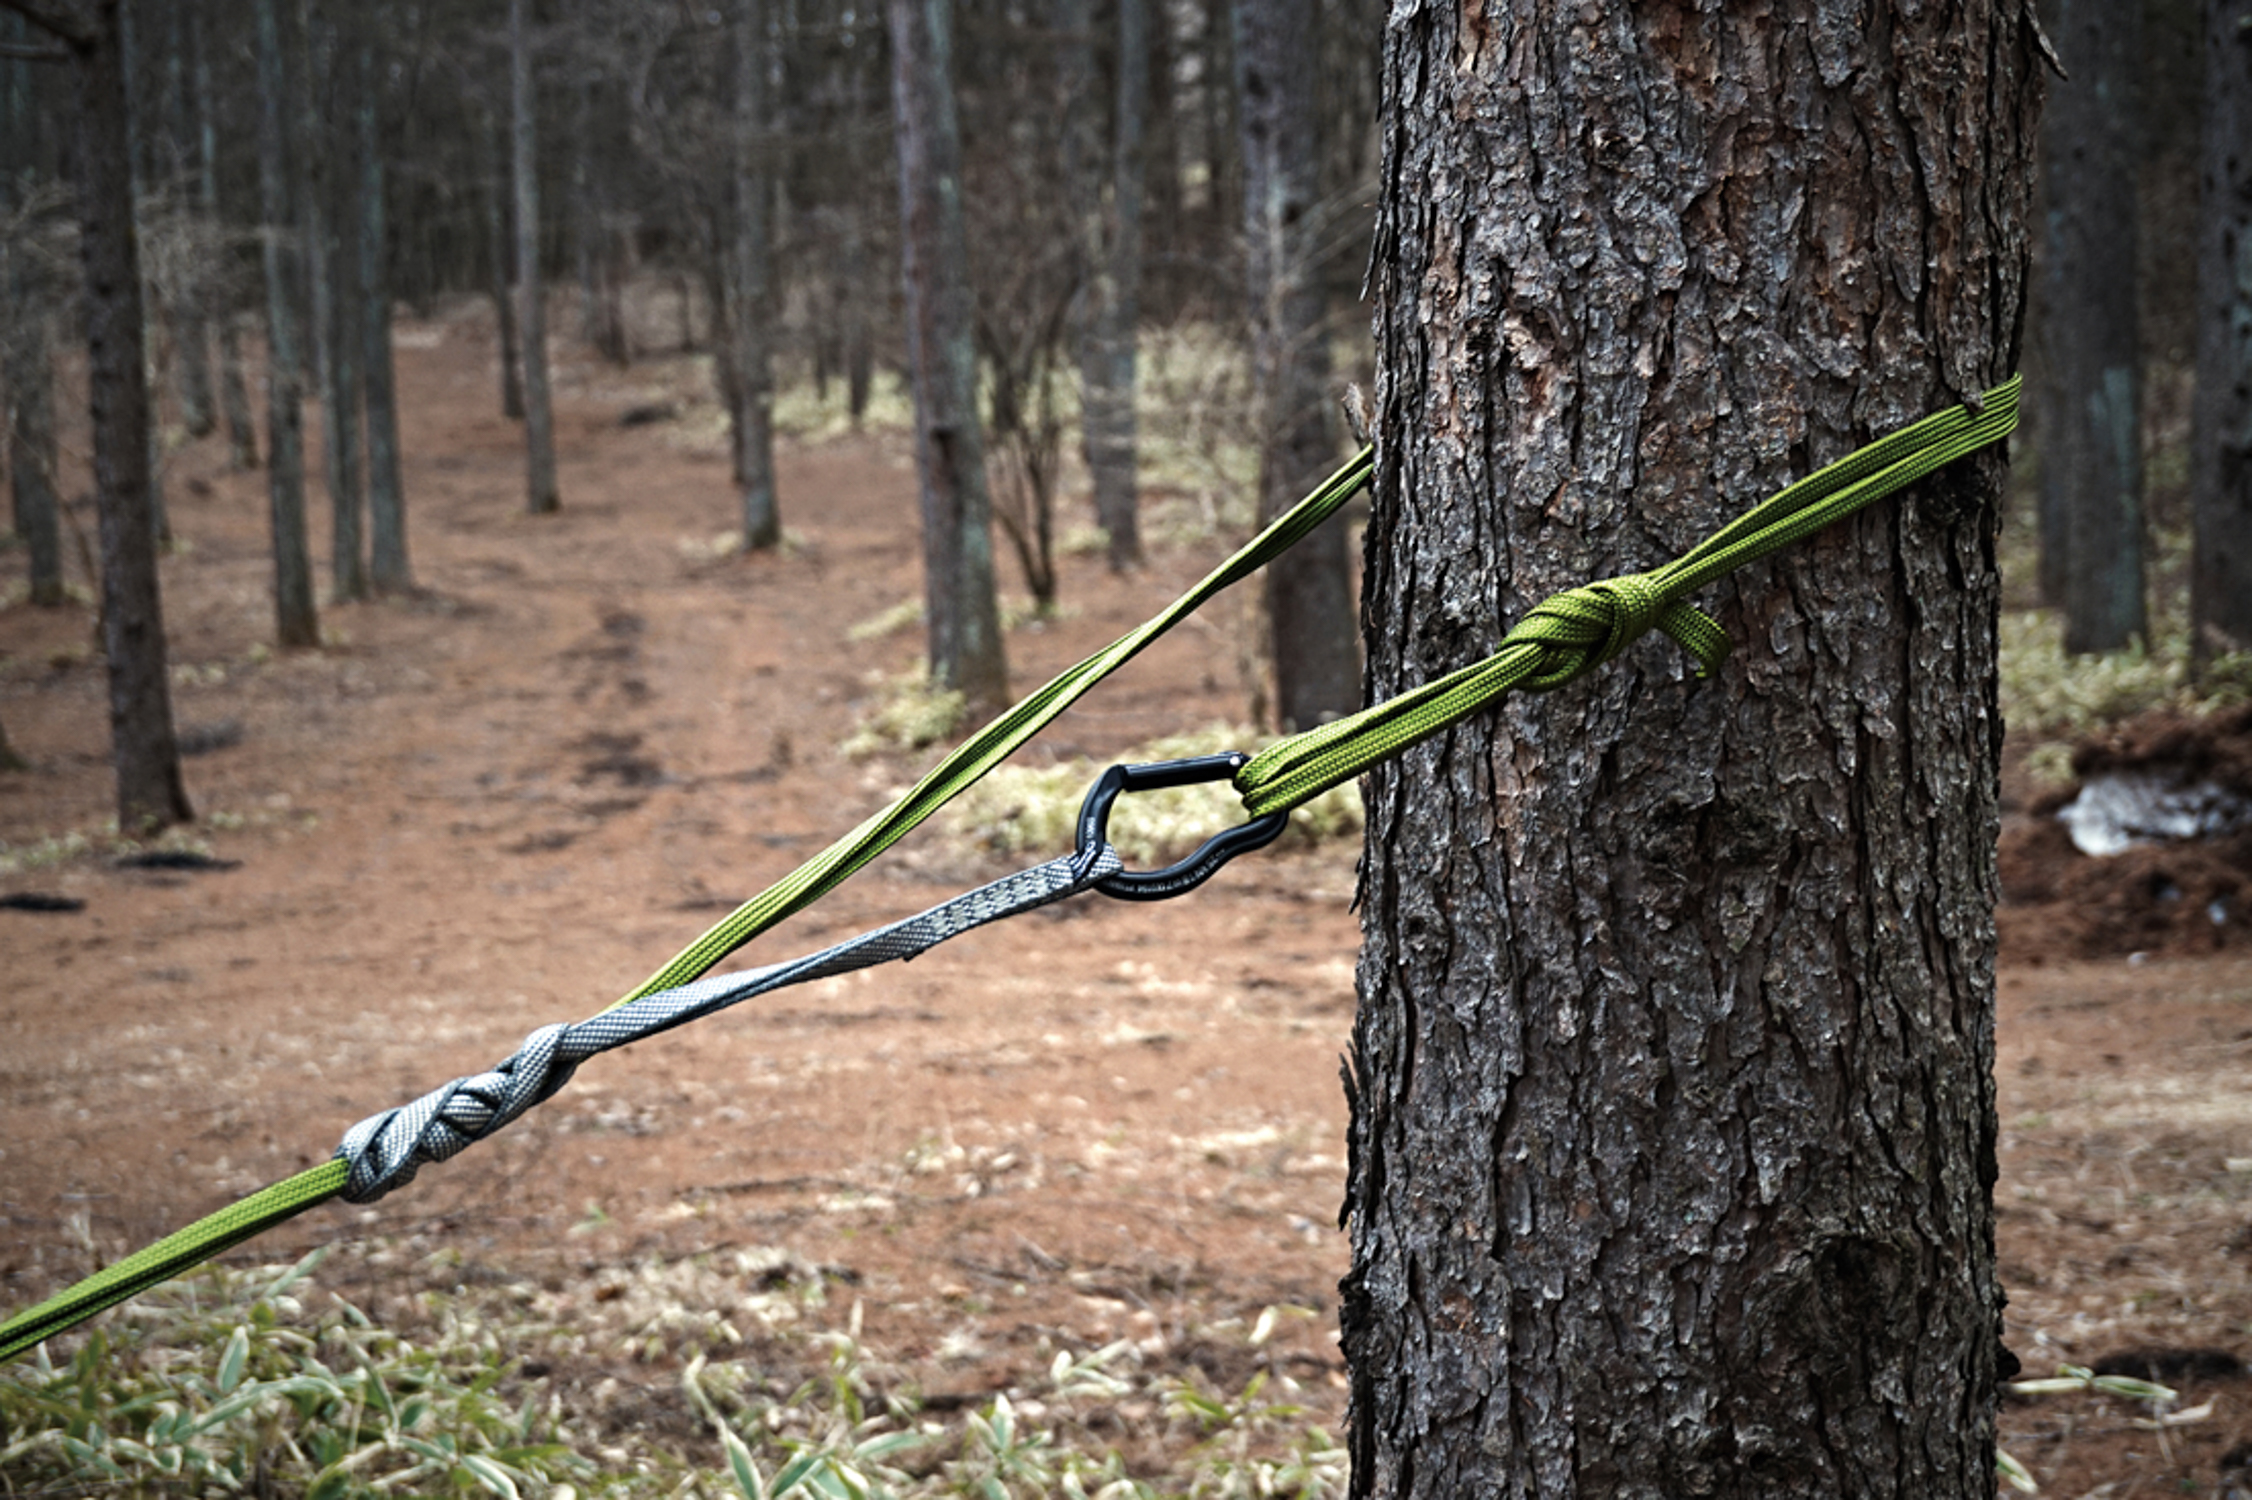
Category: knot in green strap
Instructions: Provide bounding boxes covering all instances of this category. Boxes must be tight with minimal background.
[1506,572,1730,692]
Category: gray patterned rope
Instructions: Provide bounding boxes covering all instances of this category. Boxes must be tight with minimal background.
[336,843,1126,1203]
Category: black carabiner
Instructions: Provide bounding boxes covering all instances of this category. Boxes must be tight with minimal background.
[1074,752,1291,901]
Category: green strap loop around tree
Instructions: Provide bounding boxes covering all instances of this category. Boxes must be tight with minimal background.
[0,375,2018,1366]
[1234,374,2022,818]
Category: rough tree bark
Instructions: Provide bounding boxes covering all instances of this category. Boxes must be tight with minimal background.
[13,0,195,827]
[888,0,1007,717]
[2038,0,2145,654]
[1343,5,2039,1494]
[2192,0,2252,663]
[355,22,407,592]
[1236,0,1356,730]
[511,0,558,514]
[254,0,318,647]
[732,0,780,551]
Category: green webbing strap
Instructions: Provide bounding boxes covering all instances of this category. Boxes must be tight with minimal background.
[0,1165,346,1361]
[0,449,1375,1367]
[1235,375,2022,816]
[603,442,1377,1005]
[0,375,2019,1366]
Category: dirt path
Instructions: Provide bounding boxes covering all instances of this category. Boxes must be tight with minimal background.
[3,309,2248,1489]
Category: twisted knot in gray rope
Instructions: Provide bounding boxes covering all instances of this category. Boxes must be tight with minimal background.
[335,845,1124,1203]
[336,1025,584,1201]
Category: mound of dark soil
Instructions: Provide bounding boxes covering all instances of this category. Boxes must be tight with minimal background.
[2001,706,2252,961]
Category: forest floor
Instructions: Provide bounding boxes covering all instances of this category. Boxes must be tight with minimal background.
[2,306,2248,1496]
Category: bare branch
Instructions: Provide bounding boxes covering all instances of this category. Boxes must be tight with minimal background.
[0,0,91,47]
[0,38,69,60]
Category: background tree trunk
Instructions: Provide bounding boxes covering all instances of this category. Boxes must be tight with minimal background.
[888,0,1007,716]
[4,291,65,608]
[1064,0,1147,570]
[1344,4,2039,1493]
[2039,0,2146,654]
[113,0,165,548]
[301,1,365,602]
[165,0,214,445]
[255,0,318,648]
[2,46,65,611]
[0,12,61,608]
[1236,0,1355,730]
[481,110,527,424]
[70,0,194,828]
[356,21,407,593]
[1142,1,1181,320]
[163,0,212,446]
[2192,0,2252,663]
[511,0,558,515]
[192,0,257,472]
[1200,0,1238,285]
[732,0,780,551]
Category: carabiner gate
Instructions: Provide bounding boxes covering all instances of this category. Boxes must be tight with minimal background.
[1075,753,1290,901]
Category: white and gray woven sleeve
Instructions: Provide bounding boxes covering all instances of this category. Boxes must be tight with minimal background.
[337,845,1124,1202]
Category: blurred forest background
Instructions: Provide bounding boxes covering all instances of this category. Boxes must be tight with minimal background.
[1,0,2248,825]
[0,0,1392,831]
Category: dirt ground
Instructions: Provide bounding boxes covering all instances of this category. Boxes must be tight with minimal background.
[4,309,2248,1495]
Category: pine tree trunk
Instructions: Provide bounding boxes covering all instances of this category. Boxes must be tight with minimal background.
[0,11,60,607]
[356,23,408,593]
[511,0,559,515]
[2192,0,2252,663]
[842,41,875,429]
[164,0,214,442]
[1236,0,1356,730]
[483,115,527,424]
[2039,0,2146,655]
[844,206,873,426]
[255,0,318,648]
[194,0,257,471]
[301,3,365,602]
[1143,2,1180,321]
[1201,0,1236,282]
[1343,5,2040,1493]
[3,58,65,617]
[70,0,194,829]
[733,0,780,551]
[214,315,258,469]
[1067,0,1147,571]
[888,0,1007,717]
[5,260,65,608]
[114,0,167,548]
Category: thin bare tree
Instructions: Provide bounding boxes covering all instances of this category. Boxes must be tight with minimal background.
[1,0,194,829]
[511,0,558,514]
[889,0,1007,716]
